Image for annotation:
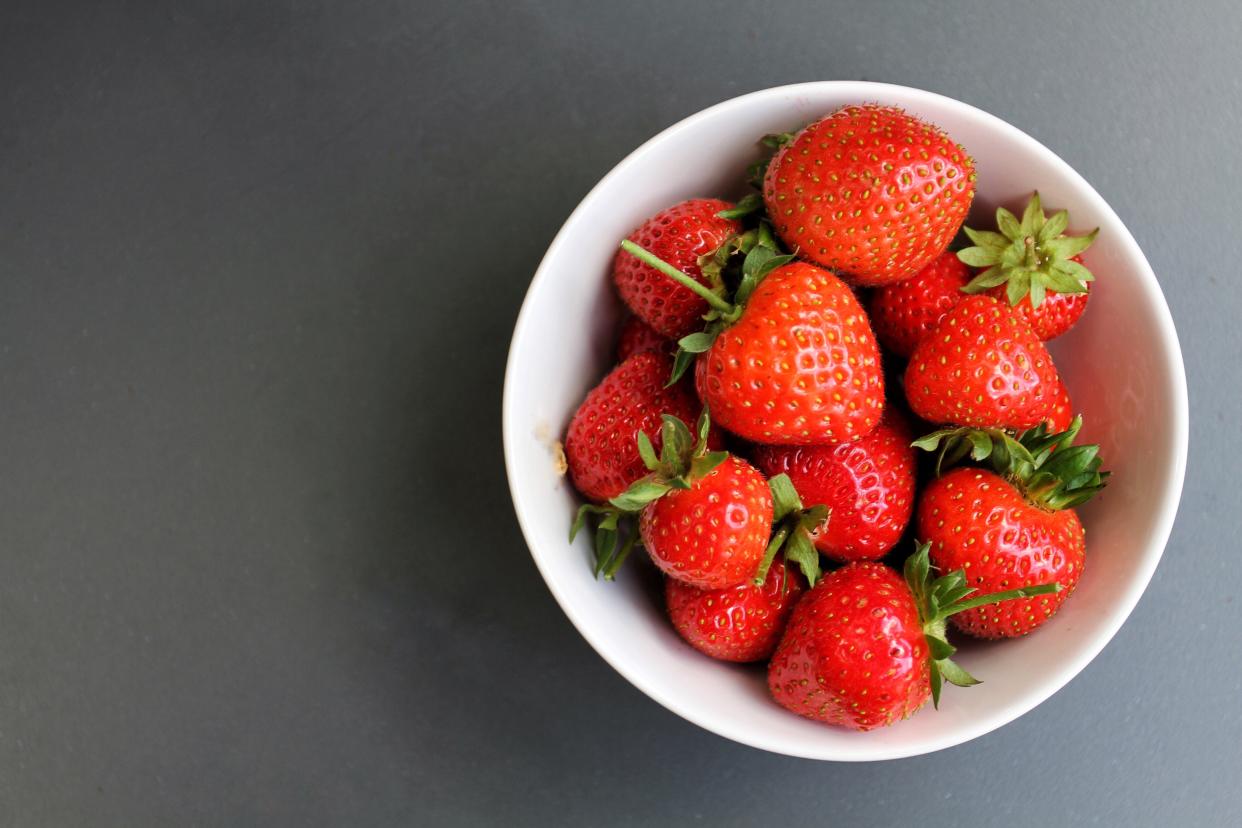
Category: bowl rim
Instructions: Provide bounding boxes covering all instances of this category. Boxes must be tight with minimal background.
[502,80,1189,761]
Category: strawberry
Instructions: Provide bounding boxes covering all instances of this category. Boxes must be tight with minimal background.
[994,276,1090,341]
[868,250,971,358]
[752,411,915,562]
[575,408,831,587]
[1045,378,1073,433]
[666,557,806,662]
[638,452,773,588]
[763,104,975,286]
[617,239,885,445]
[563,351,703,503]
[904,294,1060,430]
[768,543,1060,729]
[695,262,885,444]
[914,417,1107,638]
[616,315,669,361]
[612,199,741,340]
[573,410,774,587]
[957,192,1098,340]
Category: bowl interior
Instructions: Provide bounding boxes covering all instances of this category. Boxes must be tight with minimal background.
[503,82,1187,760]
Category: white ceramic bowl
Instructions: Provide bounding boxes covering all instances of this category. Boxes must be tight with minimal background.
[502,82,1188,761]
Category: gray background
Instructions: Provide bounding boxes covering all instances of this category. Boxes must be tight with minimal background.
[1,0,1237,825]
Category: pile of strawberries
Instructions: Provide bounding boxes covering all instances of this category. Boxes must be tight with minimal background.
[563,104,1109,731]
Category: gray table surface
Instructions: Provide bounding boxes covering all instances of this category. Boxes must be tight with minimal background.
[2,1,1238,825]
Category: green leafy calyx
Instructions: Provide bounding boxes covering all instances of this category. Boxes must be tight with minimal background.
[912,415,1109,510]
[903,541,1062,708]
[609,409,728,511]
[569,409,727,580]
[957,192,1099,309]
[750,473,829,588]
[745,131,796,189]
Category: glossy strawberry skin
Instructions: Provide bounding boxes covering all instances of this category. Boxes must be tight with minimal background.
[752,413,915,562]
[904,295,1059,430]
[990,276,1090,341]
[768,563,929,730]
[665,558,806,662]
[918,468,1083,638]
[564,352,703,503]
[612,199,740,340]
[988,255,1087,340]
[616,315,669,362]
[869,251,971,358]
[1046,378,1073,433]
[640,455,773,589]
[695,262,885,445]
[763,105,975,287]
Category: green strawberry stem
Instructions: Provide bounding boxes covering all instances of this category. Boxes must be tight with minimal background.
[751,523,791,586]
[622,233,792,385]
[601,529,638,581]
[1021,236,1039,270]
[619,240,735,314]
[937,582,1061,617]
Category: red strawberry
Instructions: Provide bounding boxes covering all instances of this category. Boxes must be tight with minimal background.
[665,558,806,662]
[612,199,741,340]
[869,250,971,358]
[695,262,885,444]
[763,105,975,286]
[640,454,773,589]
[616,315,669,361]
[769,562,928,729]
[564,351,703,503]
[991,275,1090,341]
[767,543,1059,729]
[576,412,823,585]
[958,193,1098,341]
[904,295,1060,430]
[752,411,915,562]
[914,418,1107,638]
[1045,378,1073,433]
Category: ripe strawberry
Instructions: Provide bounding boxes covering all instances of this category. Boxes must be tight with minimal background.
[576,410,829,586]
[612,199,741,340]
[958,192,1098,340]
[752,411,915,562]
[695,262,885,444]
[1045,378,1073,433]
[572,410,751,581]
[914,418,1107,638]
[993,276,1090,341]
[666,558,806,662]
[616,315,669,361]
[868,250,971,358]
[564,351,703,503]
[763,105,975,286]
[768,543,1059,729]
[639,453,772,589]
[904,294,1060,430]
